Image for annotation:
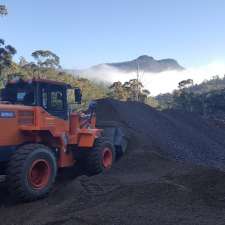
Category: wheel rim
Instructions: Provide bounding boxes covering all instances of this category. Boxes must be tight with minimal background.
[102,147,113,169]
[28,159,51,189]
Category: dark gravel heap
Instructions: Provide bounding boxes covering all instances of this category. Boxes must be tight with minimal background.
[96,99,225,171]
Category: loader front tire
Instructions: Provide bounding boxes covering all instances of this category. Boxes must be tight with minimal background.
[85,138,115,175]
[7,144,57,202]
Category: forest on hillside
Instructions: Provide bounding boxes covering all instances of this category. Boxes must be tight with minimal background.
[157,76,225,119]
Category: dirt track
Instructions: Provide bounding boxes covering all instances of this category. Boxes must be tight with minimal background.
[1,99,225,225]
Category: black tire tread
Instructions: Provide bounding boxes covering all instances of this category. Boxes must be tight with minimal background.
[7,144,56,202]
[85,137,115,175]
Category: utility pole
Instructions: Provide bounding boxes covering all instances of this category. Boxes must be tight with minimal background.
[136,62,140,101]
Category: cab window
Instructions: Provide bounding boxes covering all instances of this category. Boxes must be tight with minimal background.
[50,91,63,110]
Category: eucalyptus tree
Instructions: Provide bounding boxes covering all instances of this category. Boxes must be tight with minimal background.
[31,50,60,69]
[0,39,17,77]
[0,5,7,16]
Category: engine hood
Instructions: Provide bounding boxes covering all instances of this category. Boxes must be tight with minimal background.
[0,103,33,111]
[0,103,35,147]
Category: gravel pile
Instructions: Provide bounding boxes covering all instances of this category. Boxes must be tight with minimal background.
[96,99,225,171]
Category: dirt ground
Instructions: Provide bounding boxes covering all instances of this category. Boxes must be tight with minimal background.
[1,99,225,225]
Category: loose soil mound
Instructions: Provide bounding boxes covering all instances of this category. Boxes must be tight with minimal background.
[1,99,225,225]
[96,99,225,170]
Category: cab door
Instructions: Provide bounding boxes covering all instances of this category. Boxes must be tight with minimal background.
[40,84,68,120]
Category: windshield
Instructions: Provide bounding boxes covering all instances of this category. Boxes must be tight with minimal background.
[1,81,36,106]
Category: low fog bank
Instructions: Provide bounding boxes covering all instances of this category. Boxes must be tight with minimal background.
[77,62,225,96]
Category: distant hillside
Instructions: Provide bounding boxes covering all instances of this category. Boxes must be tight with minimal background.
[91,55,184,73]
[156,76,225,118]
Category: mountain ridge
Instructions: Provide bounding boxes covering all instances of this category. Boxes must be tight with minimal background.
[91,55,184,73]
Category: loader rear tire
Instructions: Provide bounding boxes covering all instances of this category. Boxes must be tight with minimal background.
[7,144,57,202]
[85,138,116,175]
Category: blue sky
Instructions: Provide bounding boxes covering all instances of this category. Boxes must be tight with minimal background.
[1,0,225,69]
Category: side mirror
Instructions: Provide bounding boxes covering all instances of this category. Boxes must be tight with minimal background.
[74,88,82,104]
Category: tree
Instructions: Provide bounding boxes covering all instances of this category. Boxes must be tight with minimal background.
[19,56,28,67]
[0,5,7,16]
[109,81,127,100]
[109,79,151,103]
[31,50,60,69]
[0,39,17,78]
[178,79,194,89]
[123,79,144,101]
[22,62,39,76]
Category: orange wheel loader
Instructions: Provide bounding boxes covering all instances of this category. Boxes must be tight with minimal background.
[0,78,127,202]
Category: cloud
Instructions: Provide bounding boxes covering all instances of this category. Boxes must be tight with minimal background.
[79,62,225,96]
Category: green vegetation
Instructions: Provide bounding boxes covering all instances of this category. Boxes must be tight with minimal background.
[0,39,17,86]
[157,76,225,117]
[31,50,60,69]
[108,79,151,103]
[0,40,108,108]
[0,37,154,108]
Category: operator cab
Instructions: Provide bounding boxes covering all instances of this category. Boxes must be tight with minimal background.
[0,78,82,120]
